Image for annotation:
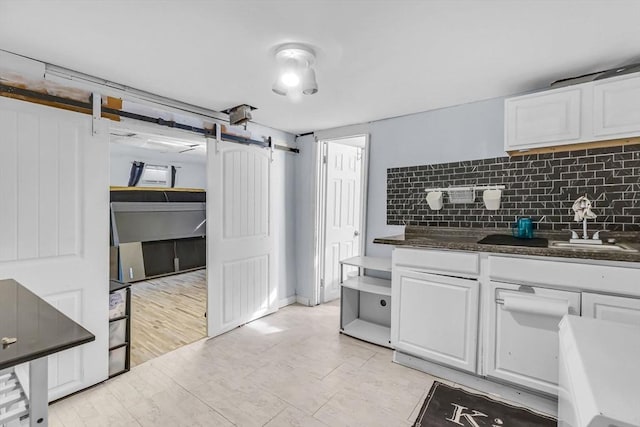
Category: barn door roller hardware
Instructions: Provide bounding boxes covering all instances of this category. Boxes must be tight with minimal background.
[222,104,256,127]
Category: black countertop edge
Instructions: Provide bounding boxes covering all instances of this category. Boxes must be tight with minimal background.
[373,226,640,264]
[1,335,95,371]
[110,280,131,293]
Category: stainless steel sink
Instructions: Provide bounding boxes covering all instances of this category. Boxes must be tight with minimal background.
[548,241,638,253]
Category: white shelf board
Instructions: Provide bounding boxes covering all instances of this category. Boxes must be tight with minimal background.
[342,319,391,348]
[341,276,391,296]
[340,256,392,272]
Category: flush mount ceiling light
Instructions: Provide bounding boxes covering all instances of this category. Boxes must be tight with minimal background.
[272,44,318,97]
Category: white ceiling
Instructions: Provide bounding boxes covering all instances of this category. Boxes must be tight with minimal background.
[1,0,640,134]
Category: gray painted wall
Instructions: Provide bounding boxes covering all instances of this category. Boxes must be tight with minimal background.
[294,134,317,304]
[295,96,507,301]
[274,149,298,301]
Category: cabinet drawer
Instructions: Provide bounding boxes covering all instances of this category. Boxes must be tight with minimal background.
[488,256,640,295]
[393,248,479,276]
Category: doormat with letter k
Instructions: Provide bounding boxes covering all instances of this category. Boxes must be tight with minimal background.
[413,382,556,427]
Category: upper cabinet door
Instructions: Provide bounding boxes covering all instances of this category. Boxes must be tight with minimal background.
[505,87,583,151]
[593,74,640,138]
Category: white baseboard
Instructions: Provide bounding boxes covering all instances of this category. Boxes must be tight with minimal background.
[278,295,297,308]
[393,351,557,417]
[295,295,311,306]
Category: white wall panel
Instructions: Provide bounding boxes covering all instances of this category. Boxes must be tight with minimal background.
[0,106,81,261]
[58,122,80,256]
[0,109,18,261]
[223,149,269,239]
[17,112,39,259]
[38,117,60,258]
[44,291,82,395]
[222,255,269,325]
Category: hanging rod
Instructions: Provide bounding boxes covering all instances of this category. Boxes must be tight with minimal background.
[424,185,506,192]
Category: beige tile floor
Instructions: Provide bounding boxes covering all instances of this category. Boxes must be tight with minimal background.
[50,301,454,426]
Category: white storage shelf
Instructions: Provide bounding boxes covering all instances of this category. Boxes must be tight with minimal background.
[340,256,392,272]
[341,275,392,296]
[339,255,392,349]
[342,319,391,348]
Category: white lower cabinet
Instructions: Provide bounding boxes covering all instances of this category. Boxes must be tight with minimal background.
[391,268,479,373]
[582,292,640,325]
[486,282,581,396]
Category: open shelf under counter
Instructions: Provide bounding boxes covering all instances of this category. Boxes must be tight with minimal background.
[340,256,392,272]
[342,319,391,348]
[341,275,391,296]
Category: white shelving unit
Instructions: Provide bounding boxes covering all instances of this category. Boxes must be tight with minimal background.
[339,256,392,348]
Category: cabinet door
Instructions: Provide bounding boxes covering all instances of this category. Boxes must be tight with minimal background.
[486,283,581,396]
[593,74,640,138]
[582,292,640,325]
[505,87,582,150]
[391,269,479,373]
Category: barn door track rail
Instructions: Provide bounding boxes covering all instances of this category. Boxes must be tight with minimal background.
[0,83,299,154]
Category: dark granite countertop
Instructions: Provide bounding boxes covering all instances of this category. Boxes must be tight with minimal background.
[373,226,640,263]
[0,279,95,370]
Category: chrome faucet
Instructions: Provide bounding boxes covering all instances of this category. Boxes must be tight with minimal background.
[568,223,604,244]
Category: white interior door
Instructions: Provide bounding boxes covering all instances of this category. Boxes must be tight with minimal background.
[0,97,109,400]
[207,139,277,336]
[322,142,362,303]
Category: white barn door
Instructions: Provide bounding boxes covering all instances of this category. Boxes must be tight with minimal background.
[207,139,277,336]
[0,97,108,400]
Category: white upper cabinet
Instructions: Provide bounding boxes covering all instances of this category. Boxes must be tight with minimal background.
[593,73,640,138]
[505,87,583,150]
[504,72,640,151]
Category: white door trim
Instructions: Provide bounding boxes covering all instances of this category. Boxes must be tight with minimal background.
[312,134,369,306]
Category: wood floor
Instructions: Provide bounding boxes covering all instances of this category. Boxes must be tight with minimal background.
[130,270,207,366]
[50,300,446,426]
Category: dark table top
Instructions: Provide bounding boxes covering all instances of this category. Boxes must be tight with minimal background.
[0,279,95,370]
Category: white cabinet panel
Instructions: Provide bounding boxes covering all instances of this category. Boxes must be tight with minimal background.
[486,282,581,396]
[505,87,582,150]
[582,292,640,326]
[391,268,479,373]
[593,73,640,137]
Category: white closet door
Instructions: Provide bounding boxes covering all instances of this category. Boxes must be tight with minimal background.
[322,142,362,303]
[0,97,109,400]
[207,139,277,336]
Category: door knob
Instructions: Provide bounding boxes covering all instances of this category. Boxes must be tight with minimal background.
[354,231,360,237]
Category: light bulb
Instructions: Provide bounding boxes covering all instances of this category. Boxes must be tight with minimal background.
[281,71,300,87]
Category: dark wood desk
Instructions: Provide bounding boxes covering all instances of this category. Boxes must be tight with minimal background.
[0,279,95,426]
